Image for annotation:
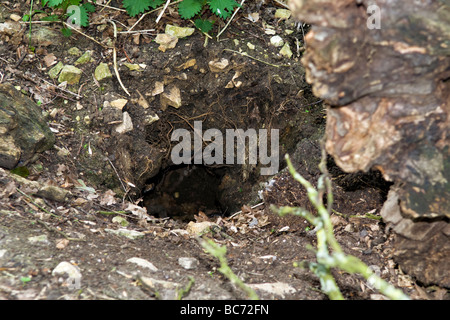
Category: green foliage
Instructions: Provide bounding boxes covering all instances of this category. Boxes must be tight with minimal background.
[10,166,30,178]
[194,18,214,33]
[37,0,240,36]
[178,0,203,19]
[207,0,239,19]
[122,0,164,17]
[272,154,410,300]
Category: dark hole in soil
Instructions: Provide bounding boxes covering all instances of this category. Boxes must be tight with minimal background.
[142,164,230,220]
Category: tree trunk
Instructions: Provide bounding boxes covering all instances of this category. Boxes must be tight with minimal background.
[289,0,450,288]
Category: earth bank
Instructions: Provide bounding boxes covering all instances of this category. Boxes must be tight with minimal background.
[0,0,445,300]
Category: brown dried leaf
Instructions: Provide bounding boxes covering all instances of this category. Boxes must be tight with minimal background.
[56,238,69,250]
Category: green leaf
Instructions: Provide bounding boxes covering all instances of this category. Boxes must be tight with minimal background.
[194,19,213,33]
[47,0,65,7]
[61,27,73,37]
[41,14,61,21]
[122,0,151,17]
[149,0,165,9]
[178,0,203,19]
[68,0,82,5]
[82,2,96,13]
[208,0,239,19]
[11,166,30,178]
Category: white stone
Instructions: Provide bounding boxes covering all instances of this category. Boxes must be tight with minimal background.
[178,257,199,270]
[126,257,158,272]
[270,35,284,47]
[114,112,133,134]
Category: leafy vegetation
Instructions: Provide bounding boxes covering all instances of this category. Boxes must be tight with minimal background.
[32,0,240,36]
[271,153,410,300]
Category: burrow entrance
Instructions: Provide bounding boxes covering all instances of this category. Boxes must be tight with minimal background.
[142,164,237,220]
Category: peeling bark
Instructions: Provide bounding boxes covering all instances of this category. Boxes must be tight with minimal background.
[289,0,450,287]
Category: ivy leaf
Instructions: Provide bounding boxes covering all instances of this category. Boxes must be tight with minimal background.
[194,19,214,33]
[208,0,239,19]
[178,0,203,19]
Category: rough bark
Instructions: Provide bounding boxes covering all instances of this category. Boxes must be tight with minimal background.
[289,0,450,287]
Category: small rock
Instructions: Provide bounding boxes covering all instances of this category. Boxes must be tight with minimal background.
[28,234,49,244]
[248,282,296,299]
[68,47,82,56]
[114,111,133,134]
[186,221,217,236]
[27,26,61,46]
[330,215,346,227]
[48,61,64,79]
[0,249,7,259]
[74,51,93,65]
[52,261,82,289]
[138,276,180,300]
[247,42,255,50]
[110,98,128,110]
[160,85,181,110]
[275,9,291,20]
[112,216,129,227]
[36,184,70,203]
[94,63,113,81]
[123,63,142,71]
[126,257,158,272]
[270,35,284,47]
[178,257,199,270]
[58,65,82,85]
[0,21,21,36]
[344,223,355,233]
[10,14,22,22]
[208,58,229,72]
[155,33,178,52]
[104,228,145,240]
[279,42,293,58]
[144,113,160,125]
[151,81,164,96]
[165,24,195,38]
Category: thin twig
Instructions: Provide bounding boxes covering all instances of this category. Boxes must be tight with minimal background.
[128,0,182,32]
[63,22,108,48]
[16,188,61,219]
[106,157,127,193]
[223,49,290,67]
[156,0,171,24]
[36,219,86,241]
[217,0,246,40]
[109,20,130,96]
[228,202,264,219]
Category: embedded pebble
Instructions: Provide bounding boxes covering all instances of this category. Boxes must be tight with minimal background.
[126,257,158,272]
[178,257,199,270]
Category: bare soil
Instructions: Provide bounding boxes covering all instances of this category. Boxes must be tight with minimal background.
[0,0,444,301]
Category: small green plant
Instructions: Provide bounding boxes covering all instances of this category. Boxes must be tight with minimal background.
[271,153,410,300]
[20,276,32,286]
[200,238,259,300]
